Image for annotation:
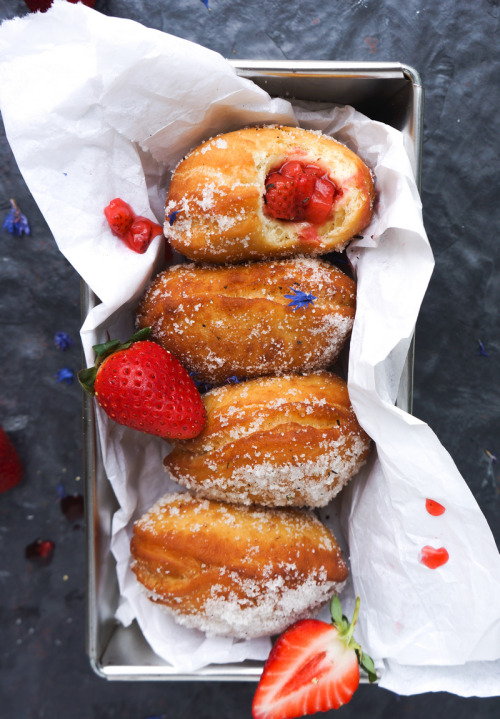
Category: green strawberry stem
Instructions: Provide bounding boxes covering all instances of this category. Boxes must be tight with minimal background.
[330,595,377,684]
[78,326,152,396]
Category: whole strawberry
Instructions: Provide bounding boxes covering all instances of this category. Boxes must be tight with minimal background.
[0,427,24,493]
[252,596,376,719]
[78,328,206,440]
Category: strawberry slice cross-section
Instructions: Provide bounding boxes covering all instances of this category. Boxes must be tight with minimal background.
[252,596,376,719]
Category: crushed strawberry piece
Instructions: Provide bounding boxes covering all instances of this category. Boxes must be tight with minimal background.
[104,198,164,255]
[264,161,336,224]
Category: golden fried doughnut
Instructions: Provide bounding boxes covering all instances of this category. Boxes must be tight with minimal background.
[130,492,348,638]
[164,372,371,508]
[135,258,356,385]
[165,125,374,263]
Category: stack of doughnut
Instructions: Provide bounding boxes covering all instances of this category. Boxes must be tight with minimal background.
[130,125,375,638]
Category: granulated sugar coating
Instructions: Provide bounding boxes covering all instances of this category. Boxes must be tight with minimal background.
[164,372,371,508]
[131,493,348,638]
[136,257,356,385]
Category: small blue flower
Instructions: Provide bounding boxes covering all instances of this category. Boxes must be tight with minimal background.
[168,210,180,226]
[3,199,30,236]
[56,483,67,500]
[55,368,74,385]
[54,331,73,351]
[189,372,213,394]
[284,286,317,310]
[477,339,488,357]
[225,376,242,384]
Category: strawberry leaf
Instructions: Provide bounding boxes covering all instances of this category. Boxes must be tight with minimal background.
[329,594,344,625]
[78,366,98,396]
[359,651,377,683]
[93,338,121,358]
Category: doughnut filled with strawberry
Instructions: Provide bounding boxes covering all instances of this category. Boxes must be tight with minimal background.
[130,492,349,639]
[165,125,374,263]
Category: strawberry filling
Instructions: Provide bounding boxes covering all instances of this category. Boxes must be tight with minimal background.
[264,160,337,224]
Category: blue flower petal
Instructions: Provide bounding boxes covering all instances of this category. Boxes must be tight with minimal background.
[168,210,180,226]
[54,331,73,351]
[284,286,316,310]
[477,339,488,357]
[55,368,74,385]
[3,199,30,236]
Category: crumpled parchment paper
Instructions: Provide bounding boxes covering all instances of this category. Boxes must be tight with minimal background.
[1,0,500,696]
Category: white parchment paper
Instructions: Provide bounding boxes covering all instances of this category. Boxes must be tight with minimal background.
[1,1,500,695]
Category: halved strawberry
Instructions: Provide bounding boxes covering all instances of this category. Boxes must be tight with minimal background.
[252,596,376,719]
[78,327,206,440]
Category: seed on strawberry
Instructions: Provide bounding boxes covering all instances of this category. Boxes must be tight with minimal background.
[252,596,376,719]
[0,427,23,494]
[78,327,206,440]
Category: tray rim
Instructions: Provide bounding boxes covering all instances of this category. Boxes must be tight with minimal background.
[83,59,424,681]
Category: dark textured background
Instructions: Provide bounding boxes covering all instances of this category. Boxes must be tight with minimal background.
[1,0,499,717]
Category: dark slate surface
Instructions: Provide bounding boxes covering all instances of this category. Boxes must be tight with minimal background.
[1,0,499,717]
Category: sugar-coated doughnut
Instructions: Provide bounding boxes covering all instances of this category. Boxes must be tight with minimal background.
[164,372,371,508]
[165,125,374,263]
[130,492,348,638]
[135,257,356,385]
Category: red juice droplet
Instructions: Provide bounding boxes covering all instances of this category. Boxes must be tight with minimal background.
[425,498,446,516]
[419,545,449,569]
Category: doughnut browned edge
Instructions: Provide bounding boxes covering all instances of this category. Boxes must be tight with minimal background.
[164,125,375,263]
[135,257,357,385]
[130,493,348,638]
[164,372,372,508]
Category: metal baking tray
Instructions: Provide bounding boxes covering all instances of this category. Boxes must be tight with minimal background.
[83,61,423,681]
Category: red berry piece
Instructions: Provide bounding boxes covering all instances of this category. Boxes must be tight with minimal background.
[78,327,207,441]
[125,217,164,254]
[264,160,336,224]
[264,173,296,220]
[252,596,376,719]
[25,539,55,565]
[0,427,23,493]
[104,199,163,254]
[104,198,135,237]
